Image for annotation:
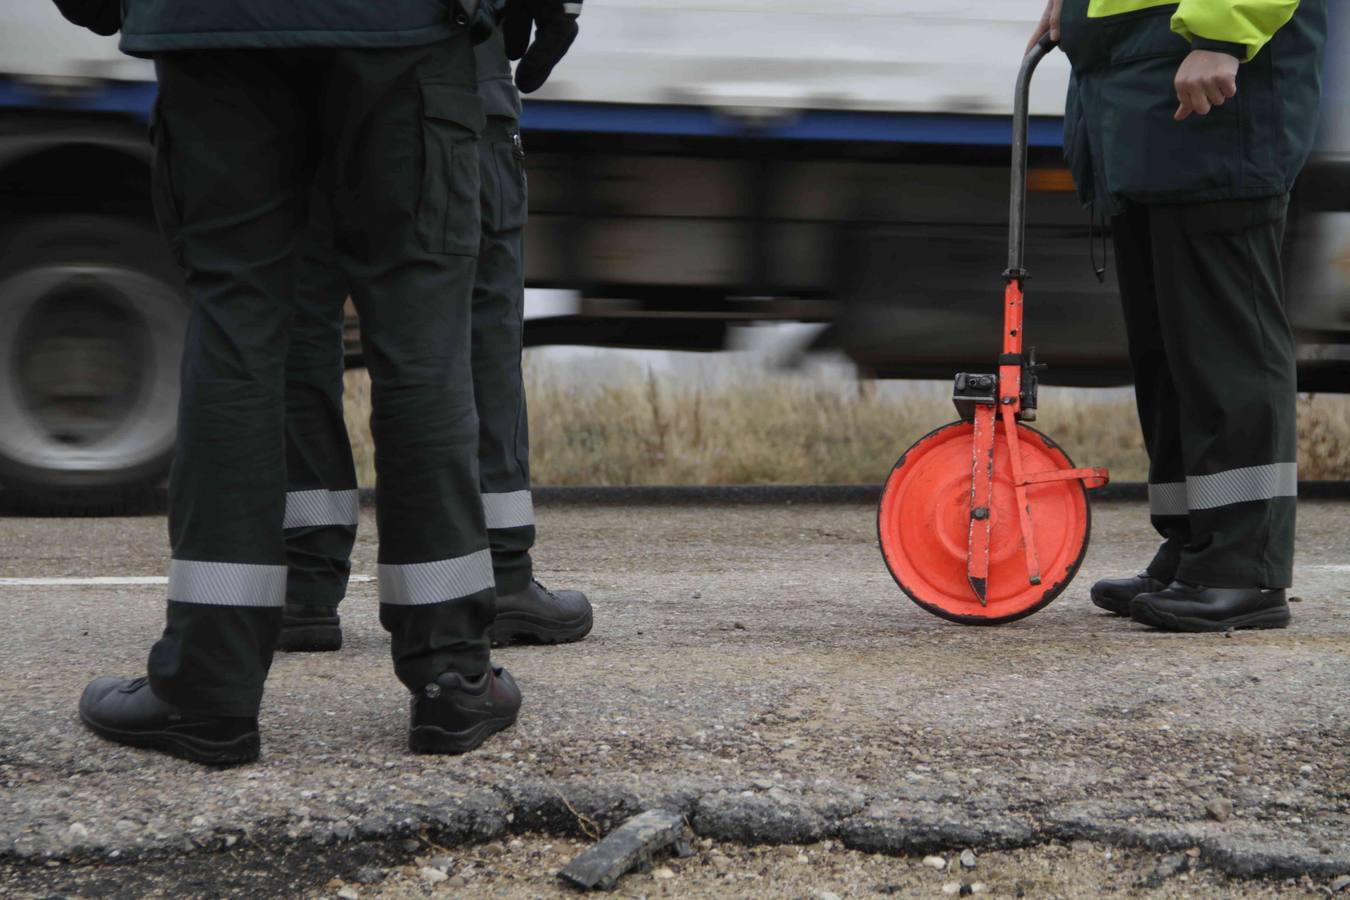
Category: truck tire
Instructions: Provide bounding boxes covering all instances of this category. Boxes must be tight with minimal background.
[0,216,186,516]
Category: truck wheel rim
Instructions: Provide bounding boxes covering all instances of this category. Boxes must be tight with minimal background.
[0,265,183,484]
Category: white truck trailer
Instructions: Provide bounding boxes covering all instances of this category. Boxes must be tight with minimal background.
[0,0,1345,512]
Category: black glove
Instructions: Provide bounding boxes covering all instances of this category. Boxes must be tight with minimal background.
[503,0,582,93]
[51,0,120,36]
[462,0,508,46]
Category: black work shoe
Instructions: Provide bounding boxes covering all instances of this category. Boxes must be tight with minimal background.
[1130,581,1291,632]
[489,579,593,647]
[408,667,522,755]
[1089,572,1169,616]
[78,677,260,765]
[278,604,342,653]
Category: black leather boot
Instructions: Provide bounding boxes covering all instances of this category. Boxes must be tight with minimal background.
[489,580,593,647]
[278,602,342,652]
[1089,572,1169,616]
[408,667,522,755]
[1130,581,1291,632]
[78,677,260,765]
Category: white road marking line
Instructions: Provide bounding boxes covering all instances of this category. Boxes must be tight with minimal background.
[0,577,167,586]
[0,575,375,586]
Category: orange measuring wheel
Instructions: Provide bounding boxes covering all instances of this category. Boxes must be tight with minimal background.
[878,420,1092,624]
[875,35,1108,625]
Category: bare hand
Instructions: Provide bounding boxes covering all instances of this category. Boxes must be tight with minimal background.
[1173,49,1239,120]
[1026,0,1063,55]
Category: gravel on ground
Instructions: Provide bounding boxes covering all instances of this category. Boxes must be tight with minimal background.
[0,500,1346,897]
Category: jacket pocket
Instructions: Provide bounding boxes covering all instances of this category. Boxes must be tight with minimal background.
[1098,53,1241,201]
[147,100,185,266]
[1096,9,1241,201]
[417,83,485,256]
[482,132,528,234]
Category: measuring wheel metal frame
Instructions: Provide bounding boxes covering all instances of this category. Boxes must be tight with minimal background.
[877,36,1109,625]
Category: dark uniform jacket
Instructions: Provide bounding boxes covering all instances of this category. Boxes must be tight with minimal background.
[1060,0,1326,213]
[118,0,473,53]
[52,1,518,115]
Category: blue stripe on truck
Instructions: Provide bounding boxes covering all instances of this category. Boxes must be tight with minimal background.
[522,101,1067,148]
[0,79,1065,148]
[0,79,157,117]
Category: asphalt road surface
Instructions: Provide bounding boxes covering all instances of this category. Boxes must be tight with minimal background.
[0,499,1346,898]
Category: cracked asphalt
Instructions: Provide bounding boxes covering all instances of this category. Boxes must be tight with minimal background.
[0,498,1346,897]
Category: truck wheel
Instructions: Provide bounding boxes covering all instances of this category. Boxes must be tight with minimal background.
[0,216,186,515]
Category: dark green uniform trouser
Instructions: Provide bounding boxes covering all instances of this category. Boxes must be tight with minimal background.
[1112,195,1297,589]
[284,114,534,616]
[146,37,497,718]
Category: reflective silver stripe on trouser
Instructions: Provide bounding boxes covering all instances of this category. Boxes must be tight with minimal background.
[563,2,582,14]
[379,549,495,606]
[482,490,534,530]
[1148,482,1187,517]
[1187,463,1298,511]
[167,560,287,607]
[283,489,360,529]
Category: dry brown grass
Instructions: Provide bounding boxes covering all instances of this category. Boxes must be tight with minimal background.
[343,367,376,487]
[1296,392,1350,479]
[341,359,1350,487]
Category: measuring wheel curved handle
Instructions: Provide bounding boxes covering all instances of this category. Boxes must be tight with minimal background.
[1007,34,1058,278]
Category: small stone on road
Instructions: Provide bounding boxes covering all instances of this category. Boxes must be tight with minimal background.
[419,867,448,884]
[353,867,384,885]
